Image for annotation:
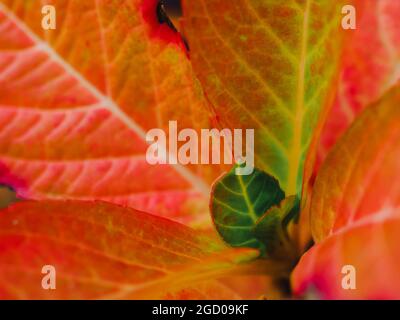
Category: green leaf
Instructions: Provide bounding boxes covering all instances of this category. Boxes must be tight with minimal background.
[254,196,299,256]
[211,167,285,254]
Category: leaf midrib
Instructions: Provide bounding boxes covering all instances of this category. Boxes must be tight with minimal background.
[287,0,312,195]
[237,174,258,223]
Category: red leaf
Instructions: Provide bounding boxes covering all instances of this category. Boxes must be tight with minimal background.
[293,213,400,299]
[316,0,400,171]
[293,85,400,299]
[0,0,224,226]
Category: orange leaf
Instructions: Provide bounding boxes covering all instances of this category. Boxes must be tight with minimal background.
[0,0,223,226]
[0,200,261,299]
[292,85,400,299]
[311,86,400,242]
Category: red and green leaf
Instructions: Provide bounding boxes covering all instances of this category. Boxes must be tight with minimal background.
[292,85,400,299]
[0,0,225,226]
[182,0,347,196]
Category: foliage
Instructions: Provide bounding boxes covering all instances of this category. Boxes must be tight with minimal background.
[0,0,399,299]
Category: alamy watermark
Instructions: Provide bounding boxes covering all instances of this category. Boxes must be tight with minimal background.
[41,5,56,30]
[146,121,255,176]
[342,5,357,30]
[41,265,56,290]
[341,265,356,290]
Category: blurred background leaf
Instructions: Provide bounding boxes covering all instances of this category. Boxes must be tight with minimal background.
[0,186,18,209]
